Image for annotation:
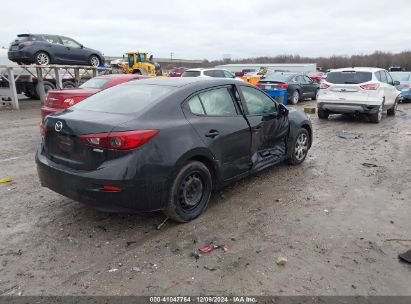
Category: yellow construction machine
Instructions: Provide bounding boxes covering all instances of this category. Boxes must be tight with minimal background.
[120,52,162,76]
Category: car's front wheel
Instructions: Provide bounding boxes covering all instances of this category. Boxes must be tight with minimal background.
[387,99,399,116]
[35,52,51,65]
[164,161,213,222]
[287,128,310,165]
[317,109,329,119]
[369,102,384,123]
[89,55,100,67]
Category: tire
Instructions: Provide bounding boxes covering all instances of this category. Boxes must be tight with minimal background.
[35,51,51,65]
[287,128,310,165]
[132,69,142,75]
[35,81,56,98]
[289,90,300,105]
[312,89,319,101]
[62,81,76,89]
[89,55,100,67]
[163,161,213,222]
[317,109,329,119]
[387,99,399,116]
[369,102,384,123]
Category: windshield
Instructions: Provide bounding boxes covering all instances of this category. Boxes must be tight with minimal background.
[263,73,294,82]
[390,72,411,82]
[326,71,372,84]
[182,71,201,77]
[79,78,110,89]
[71,83,175,114]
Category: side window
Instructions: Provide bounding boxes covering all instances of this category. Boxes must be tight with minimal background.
[385,71,393,85]
[198,88,237,116]
[379,71,388,83]
[187,95,205,115]
[203,70,214,77]
[240,86,276,115]
[44,35,61,44]
[213,70,225,78]
[375,71,381,82]
[304,76,312,83]
[223,70,234,78]
[61,37,81,48]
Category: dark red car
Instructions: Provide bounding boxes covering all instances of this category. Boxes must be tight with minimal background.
[168,67,188,77]
[41,74,149,118]
[307,72,325,83]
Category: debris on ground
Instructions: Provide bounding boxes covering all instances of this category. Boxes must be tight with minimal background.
[199,244,228,254]
[167,244,180,254]
[155,217,168,230]
[0,177,12,183]
[190,251,200,260]
[324,209,329,214]
[362,163,378,168]
[203,265,217,271]
[95,225,107,232]
[126,241,136,247]
[304,108,316,114]
[276,256,288,266]
[108,268,119,273]
[131,266,141,273]
[398,250,411,264]
[338,131,360,139]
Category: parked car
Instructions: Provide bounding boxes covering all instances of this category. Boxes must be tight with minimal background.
[8,34,105,66]
[36,78,312,222]
[182,68,235,78]
[308,71,325,83]
[41,74,148,118]
[168,67,188,77]
[257,72,319,104]
[317,67,401,123]
[390,71,411,102]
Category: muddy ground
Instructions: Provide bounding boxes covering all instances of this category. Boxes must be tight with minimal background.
[0,98,410,296]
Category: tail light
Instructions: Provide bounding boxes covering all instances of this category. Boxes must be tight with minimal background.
[63,96,85,106]
[19,41,33,49]
[320,83,330,89]
[398,84,411,89]
[79,130,159,150]
[40,122,47,136]
[102,185,122,192]
[360,83,380,90]
[276,83,289,89]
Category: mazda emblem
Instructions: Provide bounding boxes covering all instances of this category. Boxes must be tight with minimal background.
[55,121,63,132]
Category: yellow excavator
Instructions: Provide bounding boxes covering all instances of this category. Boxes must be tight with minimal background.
[120,52,162,76]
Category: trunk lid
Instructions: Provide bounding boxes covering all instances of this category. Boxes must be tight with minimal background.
[45,88,99,109]
[43,110,134,171]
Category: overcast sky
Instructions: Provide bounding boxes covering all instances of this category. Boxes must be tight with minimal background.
[1,0,410,60]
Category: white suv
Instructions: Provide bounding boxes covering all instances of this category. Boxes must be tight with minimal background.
[317,67,401,123]
[181,68,235,78]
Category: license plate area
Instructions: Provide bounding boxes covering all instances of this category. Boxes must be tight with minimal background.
[11,46,18,51]
[57,134,74,153]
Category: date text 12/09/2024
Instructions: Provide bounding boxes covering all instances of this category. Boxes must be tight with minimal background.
[149,296,257,303]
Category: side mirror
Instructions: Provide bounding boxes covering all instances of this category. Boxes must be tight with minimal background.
[278,103,288,115]
[393,80,400,86]
[80,44,84,49]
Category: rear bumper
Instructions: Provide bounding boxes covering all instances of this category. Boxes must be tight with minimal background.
[8,50,33,62]
[35,147,168,212]
[317,101,380,114]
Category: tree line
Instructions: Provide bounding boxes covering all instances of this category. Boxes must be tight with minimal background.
[201,51,411,71]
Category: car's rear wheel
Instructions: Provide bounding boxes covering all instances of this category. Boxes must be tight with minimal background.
[164,161,213,222]
[317,109,329,119]
[89,55,100,67]
[35,52,51,65]
[287,128,310,165]
[369,102,384,123]
[313,89,319,100]
[62,81,76,89]
[387,99,399,116]
[290,90,300,105]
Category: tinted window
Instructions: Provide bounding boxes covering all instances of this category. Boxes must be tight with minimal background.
[197,88,237,116]
[61,37,81,48]
[203,70,215,77]
[379,71,388,83]
[43,35,61,44]
[303,76,312,83]
[223,70,234,78]
[375,71,381,82]
[326,71,372,84]
[187,95,205,115]
[264,73,295,82]
[385,71,393,84]
[213,70,225,78]
[72,84,175,114]
[182,71,201,77]
[241,86,276,115]
[79,78,110,89]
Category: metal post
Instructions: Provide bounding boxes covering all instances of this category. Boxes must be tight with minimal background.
[92,68,97,78]
[54,67,62,90]
[36,67,46,102]
[74,68,80,86]
[6,67,19,110]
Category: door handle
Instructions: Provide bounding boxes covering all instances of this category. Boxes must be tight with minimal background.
[205,130,219,138]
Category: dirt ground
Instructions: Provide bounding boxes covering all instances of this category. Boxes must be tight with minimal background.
[0,98,410,296]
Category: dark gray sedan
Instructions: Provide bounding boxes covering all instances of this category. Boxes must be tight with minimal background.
[36,78,312,222]
[8,34,104,66]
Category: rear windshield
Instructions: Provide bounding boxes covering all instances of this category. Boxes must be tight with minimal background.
[71,83,175,114]
[390,72,411,82]
[79,78,110,89]
[182,71,201,77]
[13,35,32,42]
[326,71,372,84]
[263,73,294,82]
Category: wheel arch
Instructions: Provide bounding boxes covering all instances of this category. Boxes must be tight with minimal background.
[300,123,313,148]
[33,50,53,63]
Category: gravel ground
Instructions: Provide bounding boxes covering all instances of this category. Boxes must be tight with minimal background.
[0,98,410,296]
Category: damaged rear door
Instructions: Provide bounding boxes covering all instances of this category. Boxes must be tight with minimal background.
[237,85,290,171]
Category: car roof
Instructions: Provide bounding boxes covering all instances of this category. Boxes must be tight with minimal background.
[94,74,149,80]
[330,67,384,72]
[185,68,229,72]
[126,77,245,88]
